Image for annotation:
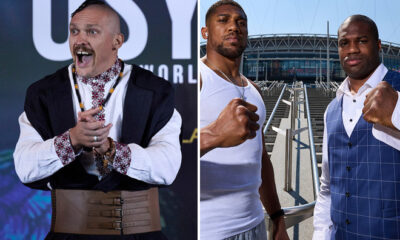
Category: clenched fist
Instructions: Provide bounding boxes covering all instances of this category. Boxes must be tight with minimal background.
[363,81,398,130]
[200,98,260,156]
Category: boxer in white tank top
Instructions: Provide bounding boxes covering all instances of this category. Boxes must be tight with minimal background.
[199,2,289,240]
[200,60,266,239]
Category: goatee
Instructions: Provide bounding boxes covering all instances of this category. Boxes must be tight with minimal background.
[216,43,246,59]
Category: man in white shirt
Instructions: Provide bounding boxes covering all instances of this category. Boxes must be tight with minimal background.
[313,15,400,239]
[200,1,289,239]
[14,1,181,239]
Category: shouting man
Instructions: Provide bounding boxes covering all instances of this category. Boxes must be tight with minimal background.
[14,1,181,239]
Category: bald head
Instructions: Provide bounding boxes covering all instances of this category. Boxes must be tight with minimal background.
[72,0,121,34]
[337,14,381,81]
[338,15,379,41]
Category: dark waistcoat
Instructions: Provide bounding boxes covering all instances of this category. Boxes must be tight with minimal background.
[326,70,400,239]
[24,64,175,192]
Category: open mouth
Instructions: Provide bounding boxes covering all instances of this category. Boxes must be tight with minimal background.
[76,51,93,66]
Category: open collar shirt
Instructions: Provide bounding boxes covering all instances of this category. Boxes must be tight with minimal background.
[313,64,400,239]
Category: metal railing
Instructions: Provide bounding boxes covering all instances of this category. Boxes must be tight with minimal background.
[265,83,320,238]
[263,84,287,134]
[256,80,284,95]
[304,85,321,198]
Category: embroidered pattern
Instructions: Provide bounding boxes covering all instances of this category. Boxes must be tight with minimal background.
[54,130,75,165]
[113,142,131,175]
[76,59,121,121]
[76,59,121,85]
[73,60,129,177]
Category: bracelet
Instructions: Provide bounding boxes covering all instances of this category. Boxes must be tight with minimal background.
[269,209,284,221]
[103,137,116,167]
[93,137,116,169]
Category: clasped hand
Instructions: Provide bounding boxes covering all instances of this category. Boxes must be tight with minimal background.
[69,107,112,153]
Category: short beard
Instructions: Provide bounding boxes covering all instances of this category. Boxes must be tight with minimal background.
[216,43,246,59]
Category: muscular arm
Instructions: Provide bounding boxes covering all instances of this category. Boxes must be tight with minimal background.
[199,73,221,156]
[259,136,281,213]
[200,122,223,156]
[250,79,282,212]
[199,73,222,156]
[259,133,288,239]
[200,98,260,156]
[250,79,282,213]
[249,79,288,239]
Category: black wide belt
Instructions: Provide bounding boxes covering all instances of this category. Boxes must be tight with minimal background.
[50,188,161,235]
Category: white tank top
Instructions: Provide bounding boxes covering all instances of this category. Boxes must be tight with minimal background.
[200,60,266,240]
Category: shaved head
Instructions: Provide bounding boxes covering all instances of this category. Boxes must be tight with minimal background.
[337,14,381,81]
[338,14,379,41]
[72,0,121,34]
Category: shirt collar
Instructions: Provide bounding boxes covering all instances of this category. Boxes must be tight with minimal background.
[336,63,388,99]
[76,58,121,85]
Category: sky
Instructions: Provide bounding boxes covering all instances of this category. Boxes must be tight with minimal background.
[200,0,400,45]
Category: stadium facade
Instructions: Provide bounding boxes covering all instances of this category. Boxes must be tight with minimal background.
[200,34,400,83]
